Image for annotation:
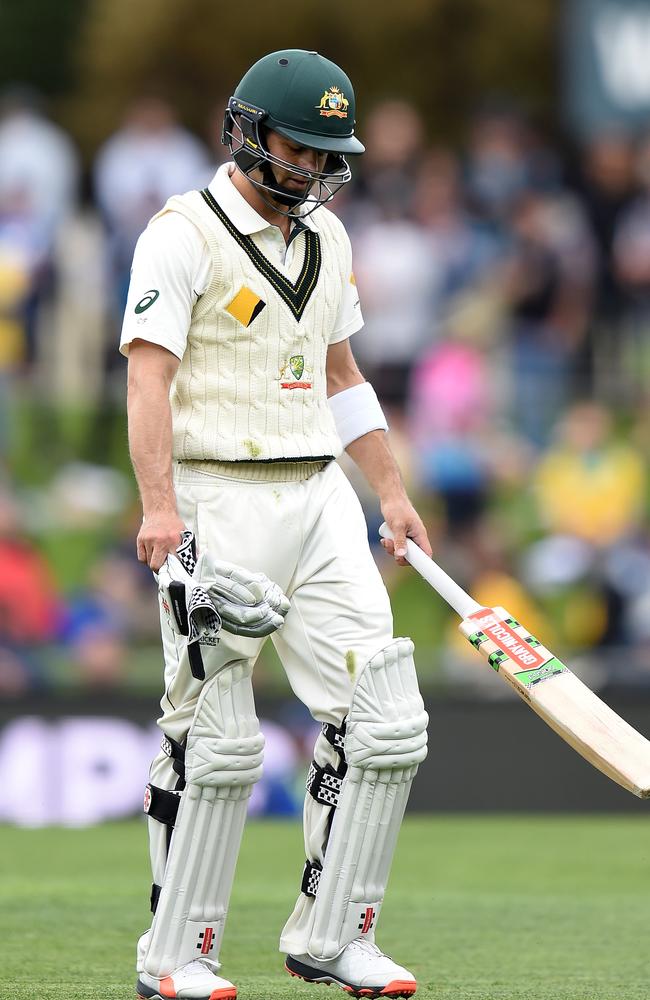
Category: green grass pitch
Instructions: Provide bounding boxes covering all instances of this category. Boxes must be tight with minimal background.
[2,815,649,999]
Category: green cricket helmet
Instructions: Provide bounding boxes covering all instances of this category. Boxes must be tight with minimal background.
[222,49,365,215]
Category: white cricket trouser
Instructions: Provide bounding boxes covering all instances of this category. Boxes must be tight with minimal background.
[160,459,392,732]
[147,458,393,951]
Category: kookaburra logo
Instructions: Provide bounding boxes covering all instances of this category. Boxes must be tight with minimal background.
[316,86,349,118]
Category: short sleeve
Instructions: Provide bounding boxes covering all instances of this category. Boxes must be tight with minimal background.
[119,212,210,360]
[329,229,364,345]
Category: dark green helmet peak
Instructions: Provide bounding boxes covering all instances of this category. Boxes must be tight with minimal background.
[222,49,365,216]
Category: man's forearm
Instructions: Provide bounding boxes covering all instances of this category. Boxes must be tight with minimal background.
[346,429,430,561]
[345,430,407,503]
[127,373,178,517]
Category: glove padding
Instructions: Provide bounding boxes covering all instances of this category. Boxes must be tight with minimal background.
[206,559,290,637]
[156,531,290,641]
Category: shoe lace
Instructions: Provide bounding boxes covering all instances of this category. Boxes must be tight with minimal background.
[349,939,385,959]
[179,957,222,975]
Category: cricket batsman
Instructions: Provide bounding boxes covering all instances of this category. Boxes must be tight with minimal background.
[120,48,431,1000]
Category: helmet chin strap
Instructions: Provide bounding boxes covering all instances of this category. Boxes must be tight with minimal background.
[258,161,310,210]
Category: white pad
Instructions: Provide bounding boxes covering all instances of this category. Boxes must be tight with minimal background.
[144,662,264,978]
[307,638,428,961]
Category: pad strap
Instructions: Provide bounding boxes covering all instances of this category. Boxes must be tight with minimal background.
[306,761,346,808]
[161,734,186,780]
[301,859,323,898]
[144,783,181,828]
[188,641,206,680]
[151,882,162,914]
[321,720,346,754]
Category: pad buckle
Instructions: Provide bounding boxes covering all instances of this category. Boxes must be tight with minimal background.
[301,859,323,897]
[321,719,346,754]
[306,761,344,808]
[144,783,182,827]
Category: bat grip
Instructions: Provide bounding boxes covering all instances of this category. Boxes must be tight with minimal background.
[378,522,481,619]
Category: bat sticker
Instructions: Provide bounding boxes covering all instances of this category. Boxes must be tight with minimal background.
[468,609,547,670]
[514,658,568,688]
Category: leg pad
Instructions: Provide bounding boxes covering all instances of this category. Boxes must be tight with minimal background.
[306,638,428,960]
[144,662,263,978]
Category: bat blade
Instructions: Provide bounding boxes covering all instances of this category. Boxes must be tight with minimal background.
[463,606,650,798]
[377,523,650,798]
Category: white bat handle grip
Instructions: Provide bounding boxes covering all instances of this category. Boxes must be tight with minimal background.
[378,522,481,620]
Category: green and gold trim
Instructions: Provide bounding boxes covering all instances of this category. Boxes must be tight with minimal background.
[200,188,321,321]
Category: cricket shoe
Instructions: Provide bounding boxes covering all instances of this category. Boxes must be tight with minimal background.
[136,958,237,1000]
[285,938,416,998]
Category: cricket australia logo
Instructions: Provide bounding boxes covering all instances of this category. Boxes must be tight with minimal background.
[316,86,349,118]
[279,354,313,389]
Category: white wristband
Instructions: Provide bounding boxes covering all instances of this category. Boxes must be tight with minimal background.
[328,381,389,448]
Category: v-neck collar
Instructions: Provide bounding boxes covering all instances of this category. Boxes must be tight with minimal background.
[207,162,320,236]
[200,187,321,322]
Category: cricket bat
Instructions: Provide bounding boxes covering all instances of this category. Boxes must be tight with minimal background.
[379,523,650,798]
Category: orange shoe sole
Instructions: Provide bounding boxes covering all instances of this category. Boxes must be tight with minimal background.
[136,986,237,1000]
[285,962,416,998]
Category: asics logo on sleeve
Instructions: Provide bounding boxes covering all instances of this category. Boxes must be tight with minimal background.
[135,289,160,313]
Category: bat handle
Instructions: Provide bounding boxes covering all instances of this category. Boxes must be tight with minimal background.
[378,522,481,620]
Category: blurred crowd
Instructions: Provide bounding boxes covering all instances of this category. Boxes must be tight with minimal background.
[3,86,650,696]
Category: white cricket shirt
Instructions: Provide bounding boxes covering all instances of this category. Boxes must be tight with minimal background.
[120,163,362,361]
[120,163,364,462]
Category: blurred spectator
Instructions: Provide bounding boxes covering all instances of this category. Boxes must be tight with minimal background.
[342,100,435,407]
[533,401,646,546]
[528,402,648,651]
[0,247,29,460]
[0,486,64,694]
[62,545,159,689]
[348,99,425,222]
[0,86,80,368]
[499,188,595,446]
[611,131,650,400]
[468,515,555,646]
[351,206,440,408]
[94,95,210,316]
[0,86,79,239]
[576,132,638,397]
[464,103,559,223]
[408,337,493,532]
[413,148,504,302]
